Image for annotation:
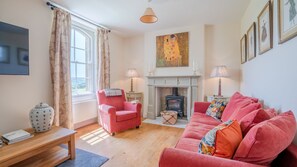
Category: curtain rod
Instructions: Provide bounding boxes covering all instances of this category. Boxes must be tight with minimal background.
[46,1,111,32]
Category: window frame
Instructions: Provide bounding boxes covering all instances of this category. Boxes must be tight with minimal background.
[70,21,97,103]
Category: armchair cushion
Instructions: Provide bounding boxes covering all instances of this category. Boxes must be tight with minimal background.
[116,110,137,122]
[233,111,296,165]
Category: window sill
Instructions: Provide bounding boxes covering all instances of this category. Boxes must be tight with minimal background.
[72,93,96,104]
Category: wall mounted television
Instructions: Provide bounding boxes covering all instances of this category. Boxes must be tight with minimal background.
[0,21,29,75]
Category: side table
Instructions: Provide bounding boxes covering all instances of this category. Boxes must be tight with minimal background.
[126,92,143,116]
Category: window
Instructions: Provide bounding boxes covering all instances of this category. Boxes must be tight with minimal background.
[70,23,96,98]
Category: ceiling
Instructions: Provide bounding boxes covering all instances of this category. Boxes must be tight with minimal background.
[50,0,251,37]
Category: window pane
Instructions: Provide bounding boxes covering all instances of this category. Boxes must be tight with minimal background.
[75,30,86,49]
[75,49,86,63]
[70,63,76,78]
[77,63,86,78]
[70,48,75,61]
[71,78,77,93]
[76,78,87,93]
[71,29,74,47]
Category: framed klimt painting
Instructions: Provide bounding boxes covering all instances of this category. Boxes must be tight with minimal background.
[278,0,297,43]
[258,1,273,54]
[156,32,189,67]
[240,35,247,64]
[247,23,256,60]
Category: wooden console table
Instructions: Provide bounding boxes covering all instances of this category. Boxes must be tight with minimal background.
[0,126,76,167]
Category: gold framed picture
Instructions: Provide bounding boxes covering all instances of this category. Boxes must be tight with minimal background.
[247,22,256,60]
[240,35,247,64]
[258,1,273,54]
[278,0,297,43]
[156,32,189,67]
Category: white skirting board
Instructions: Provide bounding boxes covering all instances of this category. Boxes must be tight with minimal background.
[143,117,188,129]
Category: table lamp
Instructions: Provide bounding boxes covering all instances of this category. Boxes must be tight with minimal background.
[126,68,138,92]
[210,65,229,97]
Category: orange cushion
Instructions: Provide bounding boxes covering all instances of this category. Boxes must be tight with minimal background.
[198,120,243,159]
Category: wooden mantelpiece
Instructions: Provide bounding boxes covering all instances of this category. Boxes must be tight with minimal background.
[147,75,200,120]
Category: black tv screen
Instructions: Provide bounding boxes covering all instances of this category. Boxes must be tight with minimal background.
[0,21,29,75]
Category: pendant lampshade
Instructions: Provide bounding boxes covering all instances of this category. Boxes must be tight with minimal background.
[140,7,158,23]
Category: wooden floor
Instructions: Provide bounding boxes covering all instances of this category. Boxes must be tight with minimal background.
[75,123,184,167]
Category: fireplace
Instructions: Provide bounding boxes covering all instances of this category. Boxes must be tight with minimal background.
[166,88,184,117]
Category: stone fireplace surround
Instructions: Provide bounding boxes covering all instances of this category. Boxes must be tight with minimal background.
[147,75,200,121]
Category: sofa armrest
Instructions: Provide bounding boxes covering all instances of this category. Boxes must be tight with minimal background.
[194,102,211,114]
[159,148,266,167]
[98,104,116,115]
[124,102,142,113]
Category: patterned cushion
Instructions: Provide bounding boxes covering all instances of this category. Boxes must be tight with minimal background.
[206,99,227,120]
[198,120,242,159]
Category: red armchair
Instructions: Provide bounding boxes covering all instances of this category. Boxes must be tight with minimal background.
[97,89,142,135]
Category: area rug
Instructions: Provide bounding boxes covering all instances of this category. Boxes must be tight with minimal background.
[143,117,188,128]
[57,146,109,167]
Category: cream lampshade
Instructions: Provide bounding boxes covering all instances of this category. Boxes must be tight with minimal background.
[140,0,158,24]
[126,68,138,92]
[210,65,229,96]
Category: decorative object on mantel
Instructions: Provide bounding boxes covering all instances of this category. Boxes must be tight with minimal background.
[258,1,273,55]
[156,32,189,67]
[148,63,155,76]
[30,103,54,132]
[210,65,229,97]
[192,61,200,75]
[140,0,158,24]
[278,0,297,44]
[126,68,138,92]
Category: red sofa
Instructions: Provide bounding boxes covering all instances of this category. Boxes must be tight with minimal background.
[159,93,297,167]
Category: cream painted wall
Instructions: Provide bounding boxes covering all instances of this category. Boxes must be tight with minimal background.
[122,35,145,93]
[241,0,297,143]
[0,0,53,133]
[204,24,241,98]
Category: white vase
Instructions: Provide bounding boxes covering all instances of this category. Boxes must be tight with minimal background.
[30,103,54,132]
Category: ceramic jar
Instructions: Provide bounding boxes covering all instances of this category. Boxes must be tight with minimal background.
[30,102,54,132]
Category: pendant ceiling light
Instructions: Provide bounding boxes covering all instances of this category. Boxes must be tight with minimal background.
[140,0,158,23]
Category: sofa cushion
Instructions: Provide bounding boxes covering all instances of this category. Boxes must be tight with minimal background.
[229,103,262,121]
[238,109,272,136]
[233,111,296,165]
[206,99,227,120]
[191,112,221,126]
[182,123,215,140]
[221,92,258,122]
[176,138,201,152]
[116,110,137,122]
[198,120,243,159]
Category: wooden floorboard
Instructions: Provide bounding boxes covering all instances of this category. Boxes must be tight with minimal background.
[75,123,184,167]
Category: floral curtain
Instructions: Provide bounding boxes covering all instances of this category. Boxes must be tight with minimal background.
[49,8,73,129]
[97,29,110,90]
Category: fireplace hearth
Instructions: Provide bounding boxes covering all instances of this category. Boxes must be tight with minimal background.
[166,88,184,118]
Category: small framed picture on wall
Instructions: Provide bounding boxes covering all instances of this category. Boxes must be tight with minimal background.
[240,35,247,64]
[258,1,273,54]
[247,22,256,60]
[278,0,297,43]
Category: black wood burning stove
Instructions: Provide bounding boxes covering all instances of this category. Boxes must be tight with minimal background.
[166,88,184,117]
